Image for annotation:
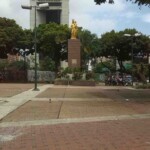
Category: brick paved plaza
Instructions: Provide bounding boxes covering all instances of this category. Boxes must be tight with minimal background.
[0,84,150,150]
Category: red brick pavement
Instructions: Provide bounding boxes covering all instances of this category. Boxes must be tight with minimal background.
[0,83,35,97]
[0,118,150,150]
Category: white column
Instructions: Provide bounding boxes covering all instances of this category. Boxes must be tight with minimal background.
[61,0,69,25]
[30,0,36,30]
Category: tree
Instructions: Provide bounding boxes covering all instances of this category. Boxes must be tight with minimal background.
[37,23,70,70]
[17,29,34,50]
[79,29,96,53]
[78,29,100,70]
[0,17,25,58]
[0,59,8,71]
[94,0,150,6]
[14,29,35,58]
[40,56,55,71]
[94,61,114,73]
[7,60,28,70]
[99,29,150,74]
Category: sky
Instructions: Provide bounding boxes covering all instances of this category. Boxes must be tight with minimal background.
[0,0,150,37]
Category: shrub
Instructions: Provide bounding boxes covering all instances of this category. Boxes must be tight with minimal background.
[86,71,94,80]
[62,67,73,74]
[56,71,63,79]
[40,56,55,71]
[94,62,111,73]
[0,60,8,71]
[135,83,150,89]
[7,60,28,70]
[73,72,82,80]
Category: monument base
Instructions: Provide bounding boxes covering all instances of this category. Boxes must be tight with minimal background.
[68,39,81,68]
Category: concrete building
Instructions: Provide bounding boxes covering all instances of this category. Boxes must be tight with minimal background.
[30,0,69,29]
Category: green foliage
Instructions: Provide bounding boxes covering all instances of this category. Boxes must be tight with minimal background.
[18,29,34,50]
[73,72,82,80]
[72,67,81,73]
[78,29,98,53]
[99,29,150,73]
[37,23,70,69]
[78,29,100,69]
[56,67,83,80]
[7,61,28,70]
[71,68,82,80]
[86,71,95,80]
[0,60,8,71]
[62,67,73,74]
[133,63,149,82]
[0,17,25,58]
[136,84,150,89]
[56,71,62,79]
[56,67,97,81]
[94,63,103,73]
[94,61,114,73]
[40,56,55,71]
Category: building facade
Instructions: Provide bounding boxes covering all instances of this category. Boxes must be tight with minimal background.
[30,0,69,29]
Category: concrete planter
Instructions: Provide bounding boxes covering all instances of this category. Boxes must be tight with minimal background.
[54,79,96,86]
[70,80,96,86]
[54,79,69,85]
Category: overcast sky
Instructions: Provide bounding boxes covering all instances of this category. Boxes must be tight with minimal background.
[0,0,150,37]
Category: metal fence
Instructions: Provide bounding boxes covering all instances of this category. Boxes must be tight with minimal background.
[0,70,27,83]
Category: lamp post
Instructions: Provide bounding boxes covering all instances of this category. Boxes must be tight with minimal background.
[124,33,141,86]
[21,3,49,91]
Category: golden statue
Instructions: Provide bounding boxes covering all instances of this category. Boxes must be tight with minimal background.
[71,19,78,39]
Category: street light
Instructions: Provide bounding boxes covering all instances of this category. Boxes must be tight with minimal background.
[124,33,141,86]
[21,3,49,91]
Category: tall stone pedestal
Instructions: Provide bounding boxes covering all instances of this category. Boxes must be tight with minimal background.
[68,39,81,68]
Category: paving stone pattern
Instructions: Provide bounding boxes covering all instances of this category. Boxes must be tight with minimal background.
[0,118,150,150]
[36,87,107,98]
[0,84,150,150]
[1,101,62,122]
[0,84,36,97]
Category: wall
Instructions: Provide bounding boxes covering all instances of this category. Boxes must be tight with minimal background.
[27,70,55,82]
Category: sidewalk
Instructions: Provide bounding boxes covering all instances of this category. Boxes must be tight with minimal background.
[0,118,150,150]
[0,84,53,120]
[0,84,150,150]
